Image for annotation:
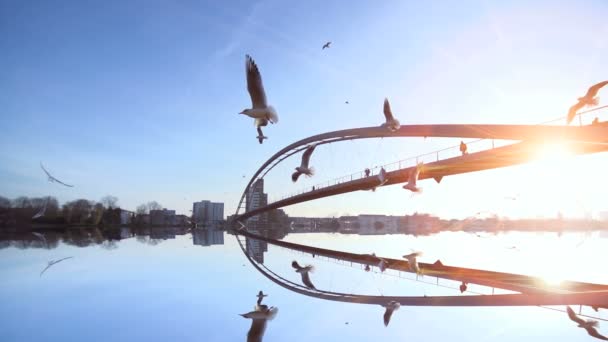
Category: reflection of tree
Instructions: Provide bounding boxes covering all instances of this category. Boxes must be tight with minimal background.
[101,240,118,250]
[63,199,94,224]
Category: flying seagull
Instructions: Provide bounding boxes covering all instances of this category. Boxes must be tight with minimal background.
[292,144,316,182]
[567,81,608,124]
[40,162,74,187]
[292,260,316,289]
[32,197,49,219]
[403,162,423,193]
[256,127,268,144]
[403,251,422,274]
[459,281,468,293]
[345,101,349,104]
[322,41,331,49]
[40,256,73,277]
[369,167,388,192]
[240,55,279,125]
[377,257,389,272]
[566,306,608,340]
[240,305,278,342]
[382,301,401,327]
[31,232,47,248]
[381,98,401,132]
[256,291,268,305]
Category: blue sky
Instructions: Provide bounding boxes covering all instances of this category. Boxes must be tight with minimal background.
[1,0,608,218]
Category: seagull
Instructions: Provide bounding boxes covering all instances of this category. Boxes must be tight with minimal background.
[322,41,331,49]
[256,127,268,144]
[32,197,49,219]
[240,55,279,125]
[381,98,401,132]
[292,144,316,182]
[240,305,278,342]
[40,256,73,277]
[40,162,74,187]
[566,306,608,340]
[31,232,47,247]
[567,81,608,124]
[377,167,388,187]
[459,282,468,293]
[292,260,316,289]
[459,141,468,155]
[345,101,349,104]
[382,301,401,327]
[403,162,423,193]
[256,291,268,305]
[403,252,422,274]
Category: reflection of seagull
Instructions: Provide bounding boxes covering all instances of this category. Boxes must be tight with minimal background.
[381,98,401,132]
[382,301,400,327]
[256,126,268,144]
[240,55,279,125]
[40,256,73,277]
[403,252,422,274]
[292,260,316,289]
[256,291,268,305]
[459,282,468,293]
[40,162,74,187]
[403,162,423,193]
[292,144,316,182]
[567,81,608,124]
[377,167,388,187]
[567,306,608,340]
[240,305,278,342]
[322,41,331,49]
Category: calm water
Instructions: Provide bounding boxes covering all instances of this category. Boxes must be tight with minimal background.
[1,227,606,341]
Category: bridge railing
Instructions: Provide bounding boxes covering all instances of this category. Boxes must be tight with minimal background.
[266,105,608,204]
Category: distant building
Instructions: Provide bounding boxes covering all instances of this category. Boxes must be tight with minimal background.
[193,200,224,225]
[246,179,268,227]
[357,215,400,234]
[150,209,176,226]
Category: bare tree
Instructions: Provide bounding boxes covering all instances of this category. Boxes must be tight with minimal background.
[100,195,119,209]
[136,204,148,215]
[12,196,32,208]
[147,201,162,211]
[0,196,10,209]
[63,199,94,224]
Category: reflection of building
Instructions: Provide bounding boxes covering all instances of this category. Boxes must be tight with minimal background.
[357,215,400,234]
[246,179,268,227]
[192,227,224,247]
[150,209,176,226]
[192,201,224,225]
[246,232,267,264]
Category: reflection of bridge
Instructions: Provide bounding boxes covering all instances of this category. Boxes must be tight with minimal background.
[235,230,608,311]
[234,123,608,222]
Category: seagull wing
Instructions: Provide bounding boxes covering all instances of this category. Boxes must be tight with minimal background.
[39,263,53,277]
[53,178,74,187]
[567,306,586,325]
[585,80,608,98]
[301,271,316,289]
[291,171,302,182]
[407,166,419,186]
[567,101,585,124]
[246,55,267,109]
[383,98,394,122]
[300,144,316,168]
[383,307,394,326]
[246,319,267,342]
[40,162,52,178]
[585,326,608,340]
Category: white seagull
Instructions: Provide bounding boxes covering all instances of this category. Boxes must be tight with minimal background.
[256,127,268,144]
[382,301,401,327]
[40,256,73,277]
[403,252,423,274]
[567,81,608,124]
[40,162,74,187]
[240,305,278,342]
[402,162,423,193]
[32,197,49,219]
[240,55,279,125]
[292,144,317,183]
[292,260,316,289]
[567,306,608,340]
[381,98,401,132]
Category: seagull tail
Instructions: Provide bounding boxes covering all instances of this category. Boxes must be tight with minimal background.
[590,97,600,106]
[267,307,279,320]
[267,106,279,124]
[307,167,315,177]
